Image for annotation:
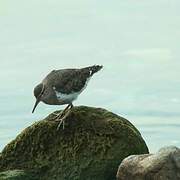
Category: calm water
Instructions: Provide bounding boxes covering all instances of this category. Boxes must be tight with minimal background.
[0,1,180,153]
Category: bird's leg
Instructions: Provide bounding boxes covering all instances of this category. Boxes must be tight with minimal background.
[56,103,73,130]
[52,104,71,120]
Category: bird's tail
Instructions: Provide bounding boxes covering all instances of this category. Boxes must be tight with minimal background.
[84,65,103,76]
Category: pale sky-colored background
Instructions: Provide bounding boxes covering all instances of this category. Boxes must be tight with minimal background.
[0,0,180,152]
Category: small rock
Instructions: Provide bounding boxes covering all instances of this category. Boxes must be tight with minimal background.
[116,146,180,180]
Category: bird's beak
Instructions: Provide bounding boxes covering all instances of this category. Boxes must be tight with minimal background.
[32,98,40,113]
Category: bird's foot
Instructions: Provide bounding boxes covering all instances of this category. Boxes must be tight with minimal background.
[52,103,73,121]
[50,103,73,130]
[56,116,66,130]
[56,109,72,130]
[52,111,65,120]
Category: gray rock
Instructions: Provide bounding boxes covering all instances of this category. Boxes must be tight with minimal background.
[116,146,180,180]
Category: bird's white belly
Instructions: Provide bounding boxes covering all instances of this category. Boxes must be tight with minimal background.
[54,77,91,104]
[55,91,81,103]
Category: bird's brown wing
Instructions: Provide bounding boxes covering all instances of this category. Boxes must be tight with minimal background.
[44,69,90,94]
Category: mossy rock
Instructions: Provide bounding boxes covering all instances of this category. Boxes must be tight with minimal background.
[0,106,148,180]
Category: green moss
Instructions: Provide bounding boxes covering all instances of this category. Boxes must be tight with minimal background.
[0,106,148,180]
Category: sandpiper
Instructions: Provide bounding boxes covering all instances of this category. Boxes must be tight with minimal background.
[32,65,103,130]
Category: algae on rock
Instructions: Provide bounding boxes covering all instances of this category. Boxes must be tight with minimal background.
[0,106,149,180]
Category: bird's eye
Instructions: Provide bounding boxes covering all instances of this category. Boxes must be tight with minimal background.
[40,89,45,96]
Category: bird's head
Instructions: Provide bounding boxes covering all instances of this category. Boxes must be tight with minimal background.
[32,83,45,113]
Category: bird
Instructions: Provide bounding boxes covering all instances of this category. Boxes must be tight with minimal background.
[32,65,103,130]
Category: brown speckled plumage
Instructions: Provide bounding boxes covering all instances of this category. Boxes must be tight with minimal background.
[32,65,103,112]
